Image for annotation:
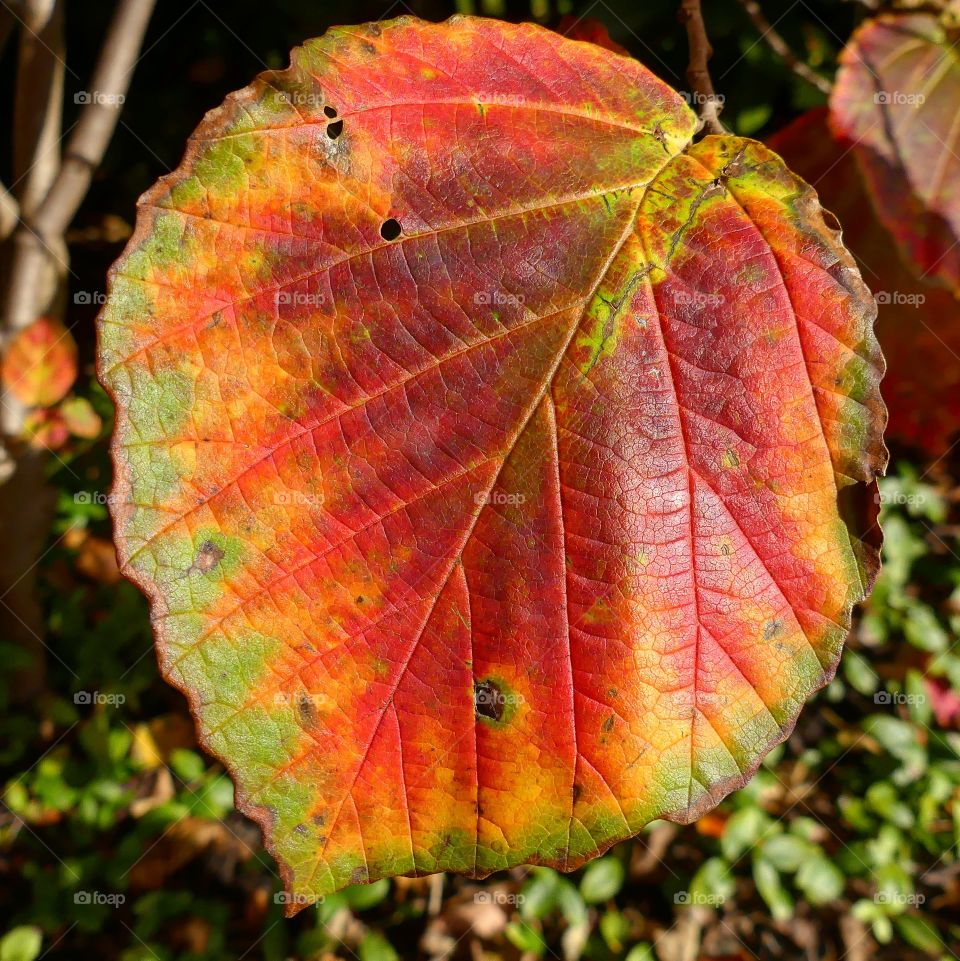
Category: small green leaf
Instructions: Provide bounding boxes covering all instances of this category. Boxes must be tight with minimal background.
[520,868,561,919]
[505,920,546,956]
[843,649,879,696]
[358,932,398,961]
[863,715,927,784]
[735,103,773,135]
[865,781,915,829]
[760,834,810,873]
[721,806,771,861]
[579,857,624,904]
[796,855,844,905]
[905,604,949,654]
[599,909,630,952]
[0,927,42,961]
[893,914,945,955]
[688,857,734,908]
[168,749,206,783]
[556,880,588,926]
[753,859,794,921]
[345,879,390,911]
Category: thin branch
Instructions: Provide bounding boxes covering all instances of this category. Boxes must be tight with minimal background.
[0,183,17,241]
[737,0,832,95]
[33,0,156,239]
[1,0,65,433]
[678,0,726,133]
[2,0,156,437]
[12,0,64,220]
[2,0,155,325]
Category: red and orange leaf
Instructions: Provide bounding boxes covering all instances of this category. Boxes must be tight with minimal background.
[2,316,77,408]
[97,16,885,911]
[770,108,960,455]
[832,12,960,290]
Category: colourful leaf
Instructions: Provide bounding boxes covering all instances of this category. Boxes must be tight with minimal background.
[769,108,960,454]
[59,396,103,439]
[98,16,885,911]
[22,408,70,451]
[2,317,77,408]
[832,12,960,289]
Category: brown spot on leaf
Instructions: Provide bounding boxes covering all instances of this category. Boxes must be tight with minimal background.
[602,715,615,733]
[763,618,783,640]
[193,540,224,574]
[297,692,316,725]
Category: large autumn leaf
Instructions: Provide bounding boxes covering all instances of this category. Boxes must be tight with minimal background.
[832,11,960,290]
[98,16,886,910]
[770,108,960,455]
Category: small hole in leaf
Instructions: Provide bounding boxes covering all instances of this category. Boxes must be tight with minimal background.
[474,679,504,722]
[323,105,338,118]
[380,218,401,241]
[326,119,344,139]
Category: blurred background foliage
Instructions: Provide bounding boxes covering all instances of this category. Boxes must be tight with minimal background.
[3,1,960,959]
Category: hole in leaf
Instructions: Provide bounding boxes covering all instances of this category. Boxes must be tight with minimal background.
[380,218,401,241]
[474,678,504,722]
[323,105,337,118]
[326,119,344,139]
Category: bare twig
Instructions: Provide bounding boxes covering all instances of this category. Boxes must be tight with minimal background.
[12,0,64,218]
[0,0,156,698]
[2,0,156,373]
[33,0,156,239]
[3,0,67,435]
[0,185,17,241]
[737,0,833,95]
[0,0,67,699]
[678,0,726,133]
